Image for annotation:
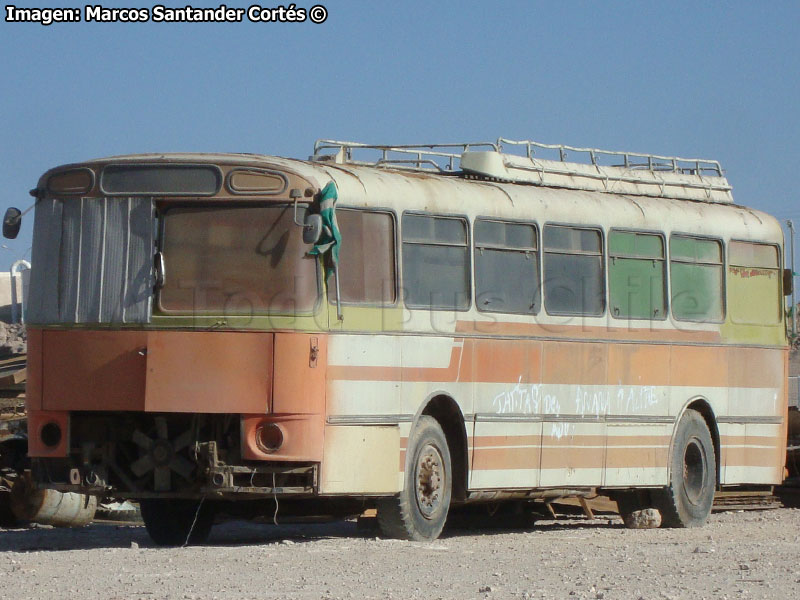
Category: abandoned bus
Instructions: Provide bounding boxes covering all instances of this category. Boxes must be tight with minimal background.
[5,138,792,544]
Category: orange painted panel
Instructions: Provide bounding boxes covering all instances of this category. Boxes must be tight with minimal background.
[27,410,69,457]
[539,445,605,470]
[145,331,272,413]
[669,345,727,388]
[274,333,326,414]
[542,342,607,385]
[605,446,668,469]
[42,330,147,411]
[472,446,541,471]
[25,328,43,411]
[607,344,671,387]
[473,339,542,384]
[727,347,784,389]
[241,414,323,462]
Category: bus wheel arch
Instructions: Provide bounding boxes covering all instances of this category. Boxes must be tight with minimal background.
[419,394,469,503]
[657,400,718,527]
[377,414,452,540]
[673,397,721,488]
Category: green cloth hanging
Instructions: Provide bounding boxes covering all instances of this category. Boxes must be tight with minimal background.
[308,181,341,278]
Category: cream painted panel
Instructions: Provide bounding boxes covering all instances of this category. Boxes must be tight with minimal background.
[470,421,542,489]
[320,425,400,494]
[605,423,671,487]
[539,421,605,487]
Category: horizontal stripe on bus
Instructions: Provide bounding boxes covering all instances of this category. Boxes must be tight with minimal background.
[474,413,677,424]
[717,415,784,424]
[327,414,784,426]
[327,337,785,389]
[454,320,724,342]
[327,414,413,425]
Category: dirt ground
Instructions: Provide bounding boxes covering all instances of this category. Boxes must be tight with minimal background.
[1,508,799,600]
[0,322,25,358]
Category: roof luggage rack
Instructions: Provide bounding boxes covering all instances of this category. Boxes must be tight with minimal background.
[496,138,724,177]
[311,137,733,203]
[311,139,497,172]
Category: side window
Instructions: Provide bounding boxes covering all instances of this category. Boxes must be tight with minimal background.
[670,235,724,322]
[728,241,781,325]
[474,219,540,315]
[608,231,666,320]
[543,225,604,316]
[328,209,396,304]
[402,213,470,310]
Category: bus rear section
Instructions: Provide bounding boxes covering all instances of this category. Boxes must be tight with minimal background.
[19,156,375,544]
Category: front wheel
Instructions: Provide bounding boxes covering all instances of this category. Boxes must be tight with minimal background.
[655,409,716,528]
[377,416,452,541]
[140,499,216,546]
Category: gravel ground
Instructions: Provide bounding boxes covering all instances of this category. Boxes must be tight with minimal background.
[2,508,800,600]
[0,322,25,357]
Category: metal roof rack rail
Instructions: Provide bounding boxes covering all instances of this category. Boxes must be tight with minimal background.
[496,138,725,177]
[311,137,733,203]
[458,137,733,203]
[311,139,498,172]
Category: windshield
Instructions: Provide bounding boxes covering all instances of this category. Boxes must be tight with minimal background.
[158,204,318,315]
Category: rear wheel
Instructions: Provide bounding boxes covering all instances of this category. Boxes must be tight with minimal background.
[377,416,452,541]
[655,409,716,528]
[0,491,16,527]
[0,440,25,527]
[140,499,215,546]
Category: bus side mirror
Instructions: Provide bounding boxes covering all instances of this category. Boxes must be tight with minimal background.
[303,214,323,245]
[3,207,21,239]
[785,268,794,296]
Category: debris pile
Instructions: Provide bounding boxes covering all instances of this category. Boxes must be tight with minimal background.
[0,322,25,357]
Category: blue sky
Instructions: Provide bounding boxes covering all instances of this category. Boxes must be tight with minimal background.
[1,1,799,273]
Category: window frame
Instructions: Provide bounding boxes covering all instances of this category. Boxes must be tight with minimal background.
[154,201,322,317]
[668,232,726,323]
[607,227,669,322]
[401,211,472,312]
[473,216,541,316]
[224,168,288,196]
[726,238,783,326]
[100,163,223,197]
[542,222,607,318]
[327,205,400,307]
[727,239,781,269]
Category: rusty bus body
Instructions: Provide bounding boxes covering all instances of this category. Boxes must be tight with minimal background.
[15,139,791,543]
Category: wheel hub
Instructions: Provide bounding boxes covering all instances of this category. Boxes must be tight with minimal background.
[682,437,706,505]
[415,444,443,519]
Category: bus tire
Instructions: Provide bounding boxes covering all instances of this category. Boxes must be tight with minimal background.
[377,416,452,541]
[140,499,215,546]
[0,491,18,527]
[656,409,716,528]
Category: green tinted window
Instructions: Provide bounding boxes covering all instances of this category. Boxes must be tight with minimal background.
[608,231,664,259]
[670,235,724,322]
[670,236,722,263]
[609,231,666,320]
